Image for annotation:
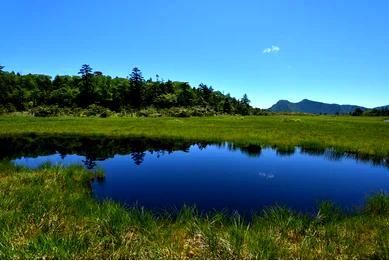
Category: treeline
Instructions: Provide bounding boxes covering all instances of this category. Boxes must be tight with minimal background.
[351,107,389,116]
[363,108,389,116]
[0,65,265,117]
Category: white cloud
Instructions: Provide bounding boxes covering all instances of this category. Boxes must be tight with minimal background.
[263,45,280,54]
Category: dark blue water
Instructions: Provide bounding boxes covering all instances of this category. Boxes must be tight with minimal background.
[13,142,389,215]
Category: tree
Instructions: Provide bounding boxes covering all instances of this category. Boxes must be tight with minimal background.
[50,75,79,107]
[79,64,93,78]
[78,64,95,107]
[129,67,144,108]
[223,98,233,114]
[0,65,254,115]
[24,74,52,106]
[238,93,251,115]
[154,93,177,108]
[162,80,174,94]
[177,82,194,107]
[94,73,113,108]
[241,93,250,106]
[198,83,214,106]
[199,83,213,97]
[352,108,363,116]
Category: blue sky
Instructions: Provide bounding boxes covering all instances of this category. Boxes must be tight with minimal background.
[1,0,388,108]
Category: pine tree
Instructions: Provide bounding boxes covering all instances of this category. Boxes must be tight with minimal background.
[78,64,95,107]
[129,67,144,108]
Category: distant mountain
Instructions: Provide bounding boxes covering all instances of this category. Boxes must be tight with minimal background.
[268,99,367,114]
[374,105,389,110]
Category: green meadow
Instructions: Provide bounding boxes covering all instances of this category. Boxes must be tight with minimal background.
[0,115,388,159]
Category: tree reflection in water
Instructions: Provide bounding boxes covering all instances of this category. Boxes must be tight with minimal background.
[0,134,387,168]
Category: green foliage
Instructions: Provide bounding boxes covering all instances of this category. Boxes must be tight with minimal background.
[154,93,177,108]
[0,66,265,116]
[81,104,112,117]
[169,107,191,117]
[136,108,161,118]
[133,107,217,117]
[0,103,16,114]
[30,105,61,117]
[78,64,95,107]
[363,107,389,116]
[351,107,364,116]
[129,67,145,109]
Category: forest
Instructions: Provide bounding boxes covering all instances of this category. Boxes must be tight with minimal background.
[0,65,264,117]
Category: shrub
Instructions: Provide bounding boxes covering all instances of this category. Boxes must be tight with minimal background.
[0,104,17,114]
[167,107,191,118]
[190,106,215,117]
[136,108,162,117]
[0,106,8,115]
[30,105,60,117]
[81,105,112,117]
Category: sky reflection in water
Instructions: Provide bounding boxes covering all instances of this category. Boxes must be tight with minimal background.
[13,142,389,216]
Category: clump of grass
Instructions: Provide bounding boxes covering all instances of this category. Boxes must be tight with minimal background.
[281,117,302,123]
[364,192,389,216]
[1,163,389,259]
[315,201,343,224]
[94,168,105,182]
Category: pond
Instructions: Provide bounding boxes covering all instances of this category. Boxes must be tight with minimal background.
[3,135,389,216]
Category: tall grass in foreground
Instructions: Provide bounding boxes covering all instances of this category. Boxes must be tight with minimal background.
[1,163,389,259]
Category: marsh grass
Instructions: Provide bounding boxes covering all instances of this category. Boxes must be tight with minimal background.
[1,163,389,259]
[0,115,388,160]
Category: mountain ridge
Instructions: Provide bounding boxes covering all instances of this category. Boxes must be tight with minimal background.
[268,99,388,114]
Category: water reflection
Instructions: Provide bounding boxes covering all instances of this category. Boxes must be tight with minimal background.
[4,134,389,215]
[275,146,296,156]
[82,158,97,169]
[131,152,146,166]
[0,134,388,169]
[0,135,195,168]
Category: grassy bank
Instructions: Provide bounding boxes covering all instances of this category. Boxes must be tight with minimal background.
[0,115,388,159]
[0,163,388,259]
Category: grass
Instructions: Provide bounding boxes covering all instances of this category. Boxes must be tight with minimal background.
[0,114,388,160]
[1,163,389,259]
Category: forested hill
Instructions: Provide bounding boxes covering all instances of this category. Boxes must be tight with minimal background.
[268,99,367,114]
[0,65,263,116]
